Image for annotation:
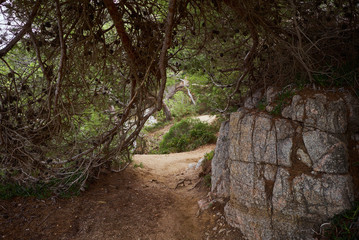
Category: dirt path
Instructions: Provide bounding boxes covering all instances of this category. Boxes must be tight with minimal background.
[0,144,242,240]
[132,145,216,240]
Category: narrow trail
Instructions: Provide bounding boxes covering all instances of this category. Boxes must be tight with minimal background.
[132,145,216,240]
[0,144,242,240]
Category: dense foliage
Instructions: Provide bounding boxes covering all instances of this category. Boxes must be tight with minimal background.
[0,0,180,193]
[178,0,359,110]
[158,118,216,153]
[0,0,358,194]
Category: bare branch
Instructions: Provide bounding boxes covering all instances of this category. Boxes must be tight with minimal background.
[0,1,41,57]
[204,67,235,88]
[103,0,140,97]
[289,0,313,82]
[103,0,138,64]
[54,0,67,111]
[29,30,51,83]
[218,68,241,73]
[157,0,178,110]
[180,79,196,105]
[235,22,258,91]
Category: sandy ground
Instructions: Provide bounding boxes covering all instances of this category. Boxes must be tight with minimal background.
[0,144,242,240]
[133,144,216,177]
[194,115,217,125]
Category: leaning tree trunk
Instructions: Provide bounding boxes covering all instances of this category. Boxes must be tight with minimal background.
[162,101,172,121]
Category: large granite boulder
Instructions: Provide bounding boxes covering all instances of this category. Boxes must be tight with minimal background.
[211,121,230,197]
[213,89,358,240]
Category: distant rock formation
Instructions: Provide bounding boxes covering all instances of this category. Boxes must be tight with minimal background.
[212,88,359,240]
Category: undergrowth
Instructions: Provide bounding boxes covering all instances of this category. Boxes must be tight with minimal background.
[143,109,172,133]
[144,120,171,133]
[255,89,295,116]
[0,175,84,200]
[158,118,217,154]
[204,150,214,162]
[203,174,211,188]
[167,91,197,120]
[321,201,359,240]
[269,90,295,116]
[133,162,144,169]
[202,150,215,188]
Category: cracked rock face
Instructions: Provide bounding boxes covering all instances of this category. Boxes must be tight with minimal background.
[212,90,357,240]
[303,129,348,174]
[243,89,264,109]
[282,93,347,134]
[211,121,230,197]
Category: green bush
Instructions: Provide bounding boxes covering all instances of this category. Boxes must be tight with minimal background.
[158,119,217,153]
[204,150,214,162]
[201,150,214,188]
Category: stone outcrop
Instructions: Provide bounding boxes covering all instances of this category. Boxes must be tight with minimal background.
[211,89,358,240]
[211,121,230,197]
